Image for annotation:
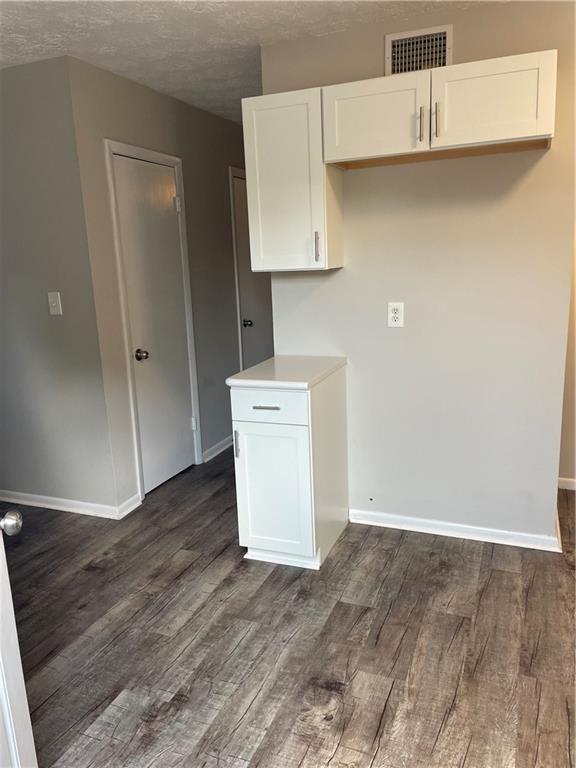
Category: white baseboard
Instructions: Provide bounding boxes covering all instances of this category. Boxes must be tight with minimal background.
[0,490,141,521]
[559,477,576,491]
[349,508,562,552]
[203,434,233,463]
[115,494,143,519]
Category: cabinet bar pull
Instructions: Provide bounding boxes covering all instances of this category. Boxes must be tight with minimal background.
[252,405,281,411]
[435,101,440,138]
[233,430,240,458]
[418,106,424,142]
[314,231,320,262]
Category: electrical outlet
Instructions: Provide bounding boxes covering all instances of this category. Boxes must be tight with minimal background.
[387,301,404,327]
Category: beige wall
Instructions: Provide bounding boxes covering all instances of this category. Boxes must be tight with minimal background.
[67,57,245,502]
[0,58,116,503]
[262,1,574,537]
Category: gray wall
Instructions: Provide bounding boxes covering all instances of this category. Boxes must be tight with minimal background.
[262,1,574,537]
[0,58,115,503]
[0,55,245,507]
[67,57,245,502]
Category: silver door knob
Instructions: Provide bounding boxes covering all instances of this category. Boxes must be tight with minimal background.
[242,319,253,328]
[134,348,150,361]
[1,510,22,536]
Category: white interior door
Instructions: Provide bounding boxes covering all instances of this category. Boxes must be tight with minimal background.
[322,71,431,162]
[112,153,198,494]
[233,421,314,556]
[431,50,557,149]
[1,516,37,768]
[230,171,274,370]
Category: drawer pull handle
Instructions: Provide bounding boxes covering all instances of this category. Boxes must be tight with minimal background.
[233,430,240,458]
[252,405,281,411]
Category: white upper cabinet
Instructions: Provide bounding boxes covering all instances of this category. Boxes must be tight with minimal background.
[321,50,556,165]
[431,50,557,149]
[242,51,557,272]
[323,71,431,163]
[242,88,343,272]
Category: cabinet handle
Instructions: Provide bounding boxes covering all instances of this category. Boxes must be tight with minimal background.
[435,101,440,138]
[418,106,424,143]
[233,430,240,458]
[314,231,320,262]
[252,405,281,411]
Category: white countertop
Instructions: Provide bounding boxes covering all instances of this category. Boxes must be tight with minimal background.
[226,355,346,391]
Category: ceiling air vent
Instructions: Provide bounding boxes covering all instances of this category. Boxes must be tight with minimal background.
[385,25,453,75]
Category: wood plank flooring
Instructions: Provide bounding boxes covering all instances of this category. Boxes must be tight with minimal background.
[3,451,574,768]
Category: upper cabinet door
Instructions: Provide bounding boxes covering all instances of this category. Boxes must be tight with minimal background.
[242,89,328,271]
[323,71,431,163]
[431,50,557,150]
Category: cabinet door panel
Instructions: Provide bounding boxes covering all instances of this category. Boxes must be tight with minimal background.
[431,50,556,149]
[234,421,314,556]
[323,71,431,162]
[242,89,325,271]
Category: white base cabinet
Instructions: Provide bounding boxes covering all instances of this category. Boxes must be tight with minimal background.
[227,356,348,570]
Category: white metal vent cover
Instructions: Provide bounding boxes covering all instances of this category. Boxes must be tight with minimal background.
[385,25,453,75]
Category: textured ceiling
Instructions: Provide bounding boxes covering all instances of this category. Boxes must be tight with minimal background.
[0,1,467,122]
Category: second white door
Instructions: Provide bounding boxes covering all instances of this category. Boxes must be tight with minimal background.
[1,526,37,768]
[230,171,274,370]
[112,153,199,494]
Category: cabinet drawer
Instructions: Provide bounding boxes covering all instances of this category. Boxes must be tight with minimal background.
[231,388,309,426]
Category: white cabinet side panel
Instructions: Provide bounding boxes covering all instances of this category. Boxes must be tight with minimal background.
[310,368,349,559]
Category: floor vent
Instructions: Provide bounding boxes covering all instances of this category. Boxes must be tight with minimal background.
[385,26,453,75]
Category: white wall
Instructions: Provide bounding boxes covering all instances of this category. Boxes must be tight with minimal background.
[262,1,574,539]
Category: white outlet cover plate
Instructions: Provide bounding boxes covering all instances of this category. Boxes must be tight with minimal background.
[387,301,404,327]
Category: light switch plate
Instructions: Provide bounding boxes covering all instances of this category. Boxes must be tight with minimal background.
[47,291,63,316]
[388,301,404,327]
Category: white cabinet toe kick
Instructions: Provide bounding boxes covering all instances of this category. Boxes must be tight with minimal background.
[226,355,348,570]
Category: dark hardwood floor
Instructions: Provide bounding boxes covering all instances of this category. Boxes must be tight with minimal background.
[3,451,574,768]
